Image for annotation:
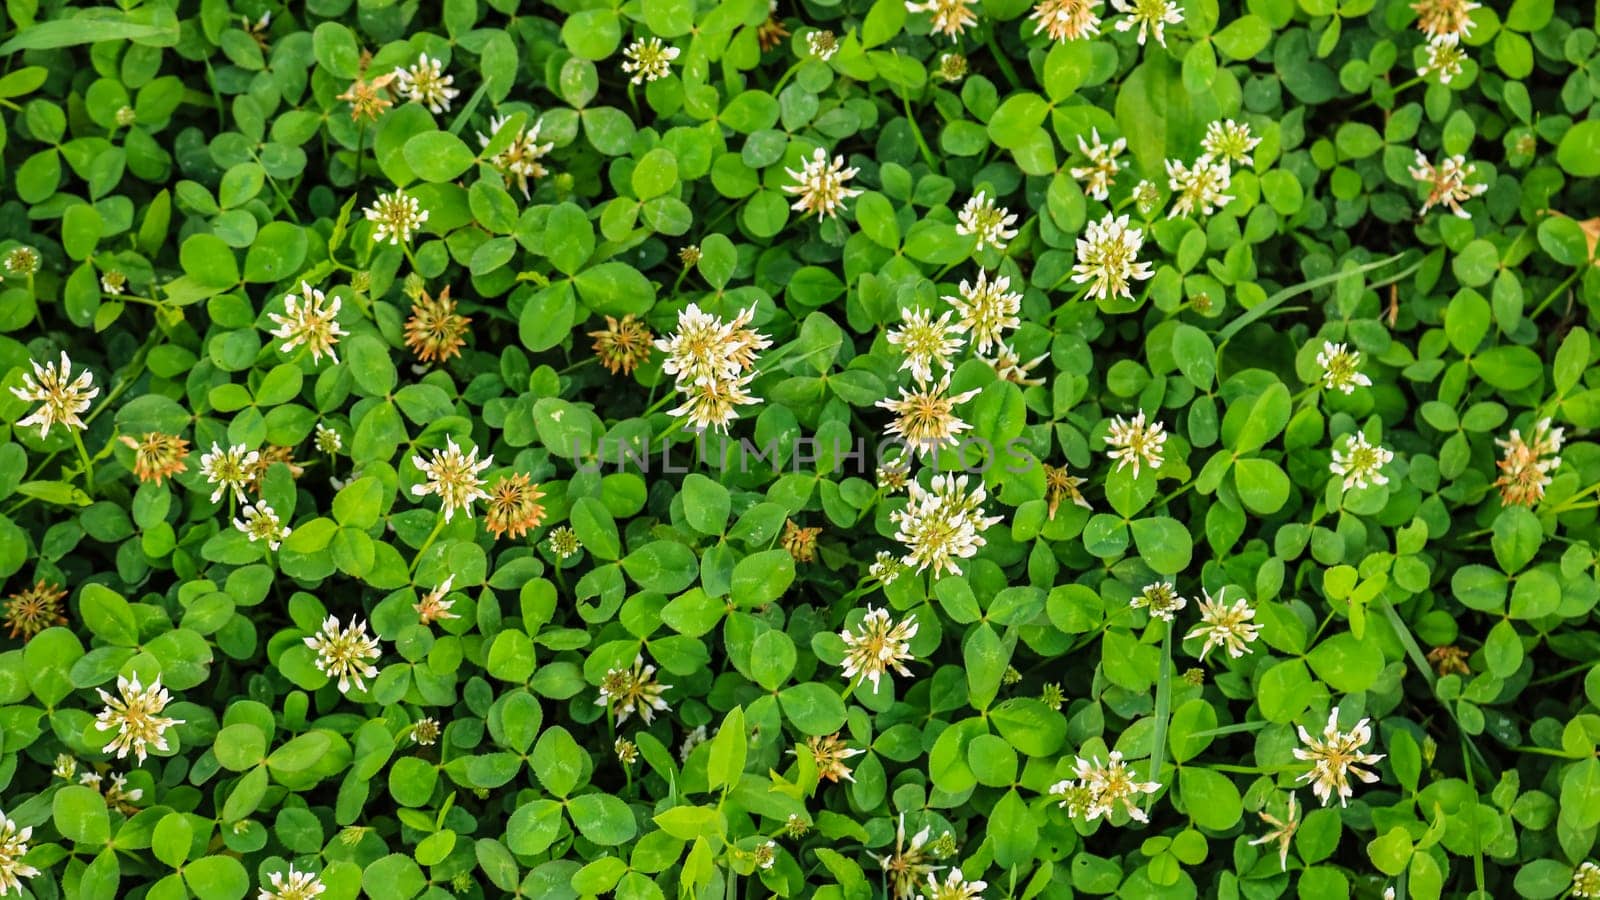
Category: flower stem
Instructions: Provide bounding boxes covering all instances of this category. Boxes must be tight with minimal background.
[71,429,97,495]
[410,515,447,573]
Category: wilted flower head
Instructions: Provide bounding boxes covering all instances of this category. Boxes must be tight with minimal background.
[95,673,184,762]
[1200,119,1261,168]
[887,307,966,383]
[11,350,98,437]
[1044,464,1091,519]
[873,814,941,900]
[304,615,382,694]
[415,575,459,625]
[589,314,655,376]
[403,286,471,364]
[258,865,326,900]
[393,53,459,113]
[268,281,347,365]
[784,147,862,219]
[905,0,979,40]
[1409,150,1487,219]
[1166,157,1234,218]
[1411,0,1480,45]
[365,189,429,245]
[1330,432,1393,491]
[807,30,838,60]
[0,809,39,897]
[622,37,679,83]
[1111,0,1183,46]
[1105,411,1166,477]
[839,606,919,690]
[1131,581,1186,622]
[757,2,791,50]
[200,443,259,503]
[948,269,1023,355]
[1072,212,1154,302]
[982,343,1048,387]
[1185,588,1262,660]
[781,519,823,563]
[596,654,671,725]
[478,114,554,199]
[1070,129,1125,201]
[891,473,1003,576]
[484,473,547,540]
[800,732,864,781]
[1495,417,1563,508]
[1315,341,1372,394]
[1248,792,1301,871]
[956,191,1020,252]
[234,502,291,550]
[336,67,398,122]
[411,437,493,522]
[1293,706,1385,807]
[877,375,982,457]
[119,432,189,485]
[1029,0,1103,42]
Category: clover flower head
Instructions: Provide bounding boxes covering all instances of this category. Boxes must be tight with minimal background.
[887,306,966,383]
[95,673,184,762]
[1293,707,1385,807]
[11,350,98,437]
[1072,212,1154,302]
[955,191,1020,252]
[905,0,979,40]
[1070,128,1125,201]
[891,473,1004,576]
[876,374,982,457]
[200,442,260,504]
[364,189,429,245]
[1111,0,1183,47]
[1185,587,1262,660]
[394,53,459,113]
[1409,150,1487,219]
[596,654,671,725]
[1029,0,1103,41]
[258,865,326,900]
[783,147,862,219]
[410,437,493,522]
[304,616,382,694]
[1330,432,1393,491]
[1166,157,1234,218]
[1315,341,1372,394]
[268,281,348,364]
[839,606,919,690]
[234,502,291,550]
[622,37,679,84]
[1199,119,1262,168]
[1105,410,1166,477]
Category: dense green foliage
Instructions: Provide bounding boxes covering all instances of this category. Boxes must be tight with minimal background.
[1,0,1599,898]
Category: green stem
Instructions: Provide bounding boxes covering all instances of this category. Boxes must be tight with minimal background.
[984,33,1023,91]
[410,515,447,573]
[899,83,937,172]
[1530,268,1582,319]
[1146,625,1173,813]
[71,429,96,495]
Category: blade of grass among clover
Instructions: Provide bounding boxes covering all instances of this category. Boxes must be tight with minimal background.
[1216,252,1420,344]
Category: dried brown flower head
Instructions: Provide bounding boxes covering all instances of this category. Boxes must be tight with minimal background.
[119,432,190,486]
[589,314,654,376]
[780,519,821,563]
[4,580,68,641]
[404,286,471,364]
[484,473,547,540]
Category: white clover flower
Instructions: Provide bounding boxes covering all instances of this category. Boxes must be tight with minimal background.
[95,673,184,762]
[1070,128,1125,201]
[1056,750,1161,823]
[872,814,942,900]
[679,724,709,762]
[955,191,1020,252]
[887,307,966,383]
[1408,150,1486,219]
[393,53,459,113]
[806,30,838,60]
[267,281,348,365]
[411,437,493,522]
[477,114,555,199]
[1132,178,1160,215]
[905,0,979,40]
[891,473,1004,576]
[1185,588,1262,660]
[258,865,326,900]
[1315,341,1372,394]
[11,350,98,437]
[1029,0,1103,41]
[1293,707,1385,807]
[1495,417,1564,508]
[2,246,39,277]
[839,606,918,690]
[415,574,459,625]
[1072,212,1154,302]
[622,37,679,84]
[547,525,583,560]
[200,442,259,504]
[314,423,342,454]
[876,375,982,457]
[655,303,771,385]
[100,270,127,295]
[364,189,429,245]
[1411,0,1480,46]
[918,867,987,900]
[783,147,862,219]
[753,840,778,871]
[234,502,291,550]
[0,809,39,897]
[1111,0,1183,47]
[1419,40,1467,83]
[1574,861,1600,899]
[1105,410,1166,477]
[1199,119,1262,168]
[870,550,904,584]
[52,755,76,780]
[668,371,761,433]
[304,615,382,694]
[1330,432,1393,491]
[1131,581,1186,622]
[1166,157,1234,219]
[947,269,1023,355]
[596,654,671,725]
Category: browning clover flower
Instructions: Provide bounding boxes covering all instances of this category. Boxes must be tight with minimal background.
[477,114,554,199]
[905,0,979,40]
[364,189,429,245]
[3,580,67,641]
[1410,0,1480,46]
[1044,464,1091,519]
[1185,587,1262,660]
[1248,792,1301,871]
[95,673,184,762]
[794,732,865,782]
[403,286,471,364]
[1408,150,1487,219]
[411,437,493,522]
[873,814,941,900]
[1072,212,1154,302]
[304,615,382,694]
[1105,410,1166,477]
[12,350,97,436]
[887,306,966,383]
[1293,706,1385,807]
[258,865,326,900]
[336,67,398,122]
[891,473,1003,576]
[1199,119,1262,168]
[622,37,679,84]
[415,574,460,625]
[1029,0,1103,42]
[1315,341,1372,394]
[955,191,1020,252]
[757,0,790,50]
[1111,0,1183,47]
[0,809,39,897]
[119,432,189,485]
[1166,157,1234,218]
[596,654,671,725]
[200,443,259,503]
[1330,432,1393,491]
[780,519,822,563]
[839,606,919,690]
[589,313,654,375]
[877,375,982,457]
[484,472,547,539]
[948,268,1023,355]
[1070,128,1125,201]
[1495,417,1563,508]
[393,53,459,113]
[784,147,862,219]
[234,502,291,550]
[268,281,347,365]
